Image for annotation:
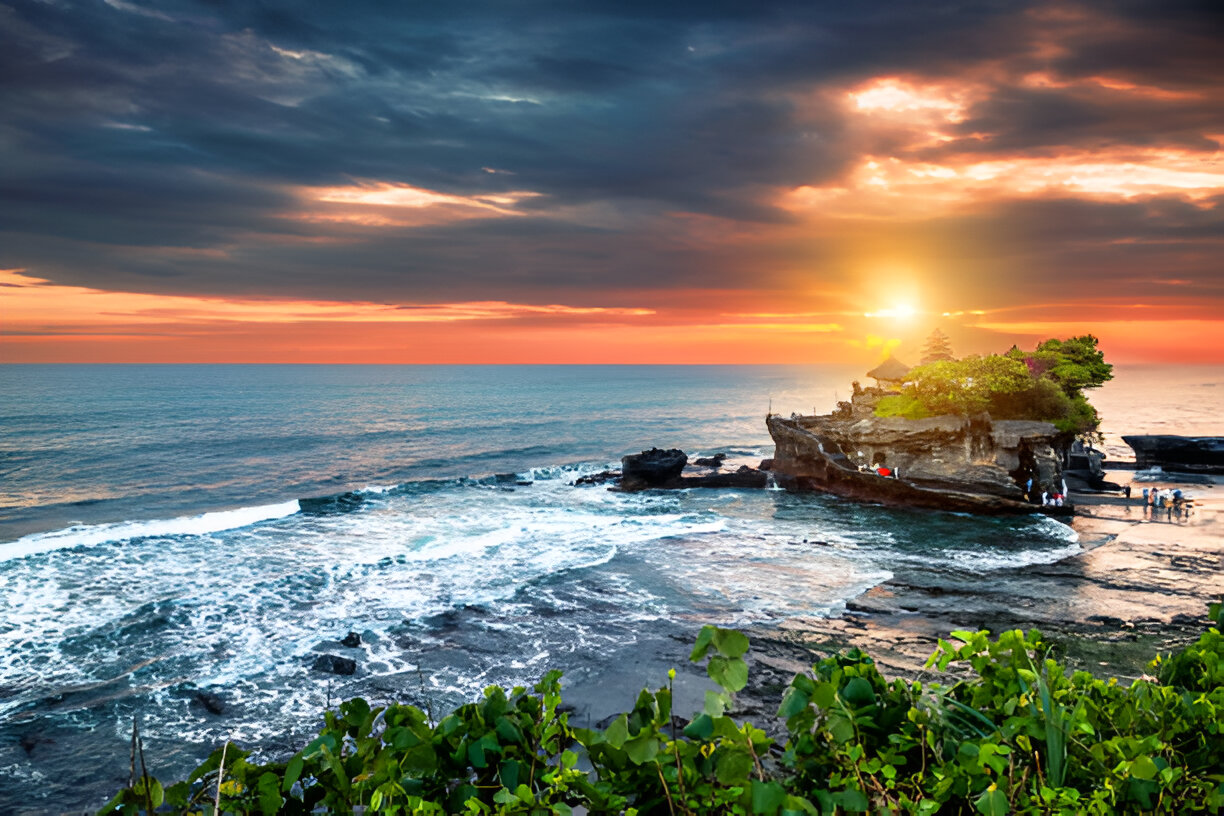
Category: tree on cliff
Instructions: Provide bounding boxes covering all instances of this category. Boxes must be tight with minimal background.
[876,335,1112,434]
[920,328,955,364]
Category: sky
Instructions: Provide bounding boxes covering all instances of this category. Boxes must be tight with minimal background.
[2,0,1223,364]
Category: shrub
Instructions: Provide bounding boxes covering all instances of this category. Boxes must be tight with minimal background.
[101,604,1222,815]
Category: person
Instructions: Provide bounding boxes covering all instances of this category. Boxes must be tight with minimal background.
[1142,487,1150,504]
[1123,484,1131,499]
[1041,487,1050,506]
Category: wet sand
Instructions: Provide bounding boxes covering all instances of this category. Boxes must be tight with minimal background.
[734,469,1223,721]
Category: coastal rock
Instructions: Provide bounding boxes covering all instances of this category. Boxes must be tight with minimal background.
[1124,435,1224,473]
[340,631,362,648]
[192,690,226,715]
[621,448,687,489]
[669,469,768,489]
[767,413,1068,515]
[758,458,774,471]
[693,453,727,467]
[572,470,620,487]
[311,654,357,676]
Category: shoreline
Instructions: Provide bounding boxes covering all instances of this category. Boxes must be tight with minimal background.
[731,471,1222,722]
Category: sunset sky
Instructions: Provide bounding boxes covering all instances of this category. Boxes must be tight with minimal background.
[2,0,1222,364]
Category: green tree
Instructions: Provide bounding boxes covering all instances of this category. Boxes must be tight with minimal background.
[878,335,1112,433]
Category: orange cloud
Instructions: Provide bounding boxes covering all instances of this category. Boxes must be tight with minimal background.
[290,180,544,227]
[0,268,653,331]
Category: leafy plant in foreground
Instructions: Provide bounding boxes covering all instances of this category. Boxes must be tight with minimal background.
[100,603,1223,814]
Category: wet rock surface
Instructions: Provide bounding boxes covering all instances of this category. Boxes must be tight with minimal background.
[311,654,357,676]
[733,478,1222,721]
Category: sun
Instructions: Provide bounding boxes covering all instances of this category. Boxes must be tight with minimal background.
[864,303,919,320]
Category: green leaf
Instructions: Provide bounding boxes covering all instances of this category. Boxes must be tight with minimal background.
[163,781,190,808]
[133,777,163,809]
[751,780,787,815]
[683,713,714,740]
[841,677,875,706]
[495,716,524,745]
[1131,755,1158,780]
[712,628,750,659]
[624,734,660,765]
[812,682,837,709]
[499,760,521,790]
[605,714,629,749]
[257,772,283,816]
[704,690,728,717]
[283,755,304,793]
[974,786,1009,816]
[691,625,717,661]
[834,789,869,812]
[778,686,810,719]
[467,739,487,769]
[715,748,754,785]
[708,656,749,693]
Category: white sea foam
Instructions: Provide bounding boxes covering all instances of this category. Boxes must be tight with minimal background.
[0,500,302,562]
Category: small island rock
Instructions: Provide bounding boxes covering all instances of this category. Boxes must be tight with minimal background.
[621,448,687,489]
[311,654,357,676]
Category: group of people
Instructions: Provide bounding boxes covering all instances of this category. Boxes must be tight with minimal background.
[1022,477,1067,506]
[1142,486,1187,509]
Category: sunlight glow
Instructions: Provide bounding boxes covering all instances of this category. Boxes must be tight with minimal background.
[865,304,919,320]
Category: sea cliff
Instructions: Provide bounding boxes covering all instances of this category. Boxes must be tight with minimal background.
[767,412,1069,515]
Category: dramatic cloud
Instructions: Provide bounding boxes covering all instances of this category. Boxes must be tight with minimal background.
[1,0,1221,361]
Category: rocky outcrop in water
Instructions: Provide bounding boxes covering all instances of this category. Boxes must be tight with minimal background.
[594,450,770,491]
[767,413,1068,515]
[621,448,688,489]
[311,654,357,676]
[1123,435,1224,473]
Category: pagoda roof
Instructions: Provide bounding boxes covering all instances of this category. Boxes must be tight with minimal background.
[867,356,911,382]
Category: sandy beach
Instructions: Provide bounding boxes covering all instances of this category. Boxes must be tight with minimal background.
[735,469,1223,720]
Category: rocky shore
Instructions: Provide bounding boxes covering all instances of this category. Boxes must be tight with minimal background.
[731,470,1222,725]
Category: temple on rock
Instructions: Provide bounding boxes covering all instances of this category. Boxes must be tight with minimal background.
[768,358,1074,516]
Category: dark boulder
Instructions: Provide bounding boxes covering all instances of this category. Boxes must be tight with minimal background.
[621,448,688,489]
[693,453,727,467]
[311,654,357,676]
[758,458,774,471]
[192,690,226,715]
[572,470,620,487]
[340,631,362,648]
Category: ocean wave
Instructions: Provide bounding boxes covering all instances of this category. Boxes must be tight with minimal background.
[0,500,301,562]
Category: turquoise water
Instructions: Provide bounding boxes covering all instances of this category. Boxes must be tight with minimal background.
[0,364,1217,811]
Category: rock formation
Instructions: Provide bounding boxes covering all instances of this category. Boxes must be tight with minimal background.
[767,413,1069,515]
[621,448,688,489]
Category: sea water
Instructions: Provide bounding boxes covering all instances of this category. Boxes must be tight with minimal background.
[0,364,1218,811]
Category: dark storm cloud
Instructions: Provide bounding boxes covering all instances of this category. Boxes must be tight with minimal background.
[0,0,1221,302]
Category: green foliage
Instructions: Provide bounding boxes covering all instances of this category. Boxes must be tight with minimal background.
[877,335,1113,433]
[99,606,1223,815]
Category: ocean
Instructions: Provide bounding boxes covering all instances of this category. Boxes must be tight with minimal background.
[0,363,1220,812]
